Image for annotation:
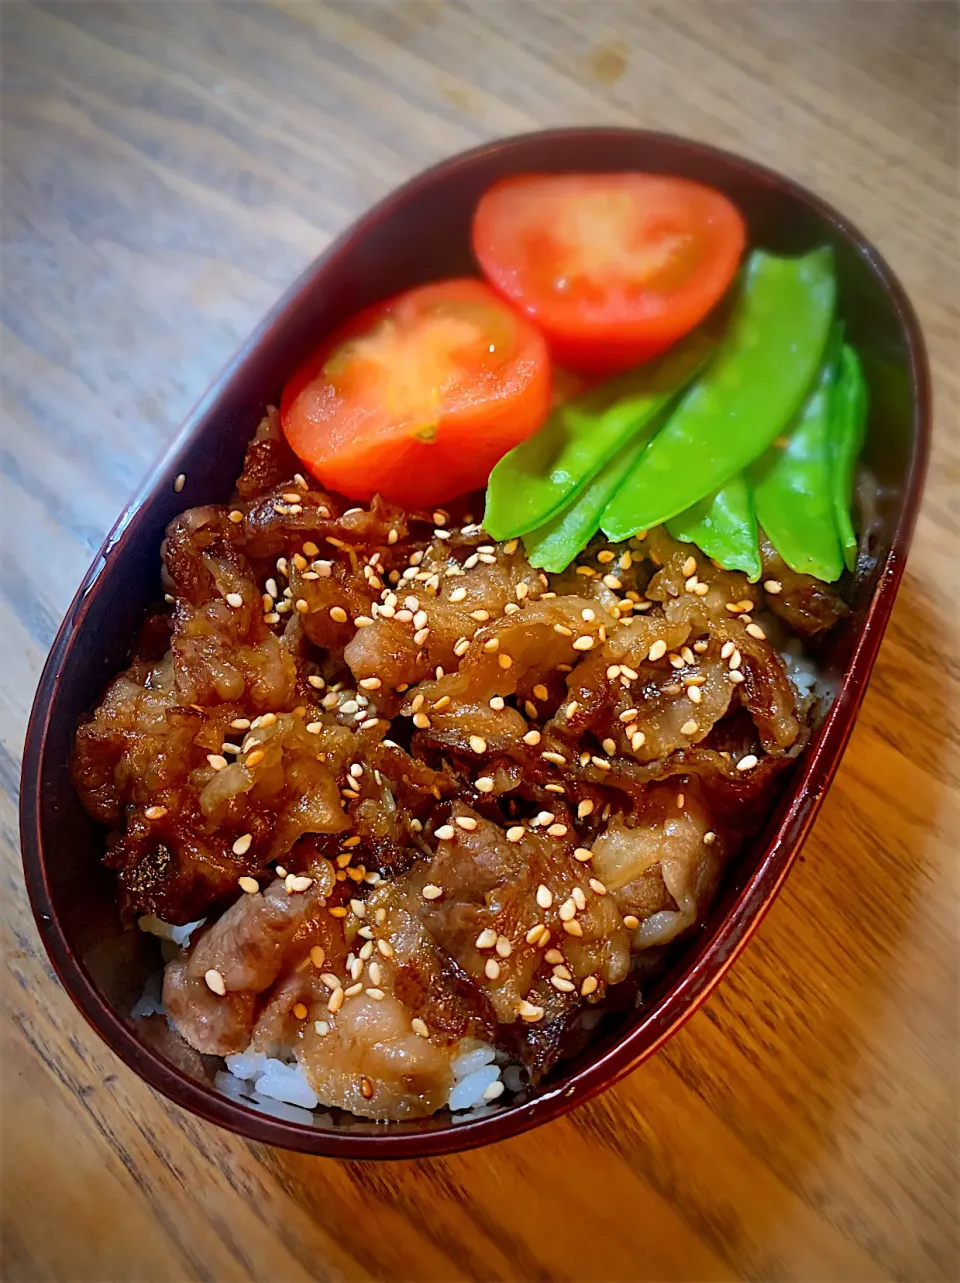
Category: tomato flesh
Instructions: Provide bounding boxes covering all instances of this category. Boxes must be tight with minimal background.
[472,173,746,373]
[280,279,551,507]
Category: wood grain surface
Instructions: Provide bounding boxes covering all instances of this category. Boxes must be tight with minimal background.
[2,2,958,1279]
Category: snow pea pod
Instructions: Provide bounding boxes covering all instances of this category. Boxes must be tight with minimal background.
[667,474,761,581]
[830,344,868,571]
[522,430,652,574]
[483,329,714,541]
[601,247,836,540]
[753,333,844,582]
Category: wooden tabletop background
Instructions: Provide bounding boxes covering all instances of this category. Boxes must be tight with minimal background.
[2,2,958,1280]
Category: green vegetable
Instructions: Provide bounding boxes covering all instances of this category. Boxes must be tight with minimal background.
[667,474,761,581]
[483,330,715,541]
[753,333,844,582]
[830,344,868,571]
[523,431,653,574]
[600,247,837,540]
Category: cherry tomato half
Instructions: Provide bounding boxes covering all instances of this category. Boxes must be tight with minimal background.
[280,279,551,507]
[472,173,746,374]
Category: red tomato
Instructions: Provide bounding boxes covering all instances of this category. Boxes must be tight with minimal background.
[472,173,746,373]
[280,279,551,507]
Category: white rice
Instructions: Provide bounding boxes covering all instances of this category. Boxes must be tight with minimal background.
[131,958,514,1120]
[781,641,822,699]
[138,915,205,947]
[215,1036,509,1118]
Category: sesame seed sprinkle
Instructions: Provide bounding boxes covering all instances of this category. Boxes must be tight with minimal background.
[204,968,226,996]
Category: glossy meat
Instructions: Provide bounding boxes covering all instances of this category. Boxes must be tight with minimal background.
[74,409,846,1116]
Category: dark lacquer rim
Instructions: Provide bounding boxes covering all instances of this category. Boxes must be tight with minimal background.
[20,128,931,1159]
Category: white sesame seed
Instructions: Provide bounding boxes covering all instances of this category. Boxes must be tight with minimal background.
[737,754,759,771]
[422,884,443,900]
[721,641,735,659]
[648,640,667,661]
[746,622,767,640]
[455,816,478,831]
[574,847,593,862]
[729,649,743,671]
[558,898,576,922]
[435,825,455,841]
[704,831,717,845]
[506,826,525,843]
[327,988,345,1013]
[412,712,431,729]
[237,875,259,896]
[681,720,699,735]
[489,696,505,711]
[763,579,782,594]
[602,737,616,755]
[518,1000,544,1022]
[484,958,501,981]
[330,606,348,623]
[687,685,703,705]
[536,885,553,909]
[577,800,594,819]
[174,473,186,492]
[144,805,167,820]
[541,751,567,766]
[475,776,495,793]
[204,968,226,996]
[475,928,498,949]
[207,754,228,771]
[358,676,381,691]
[623,914,640,930]
[525,923,545,944]
[232,833,253,856]
[522,729,541,746]
[547,823,568,837]
[377,938,394,958]
[562,919,584,937]
[412,1017,429,1037]
[729,670,746,684]
[581,976,599,996]
[573,635,595,651]
[469,735,487,754]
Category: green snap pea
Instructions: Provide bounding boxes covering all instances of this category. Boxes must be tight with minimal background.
[600,247,837,540]
[522,430,653,574]
[483,330,714,542]
[667,474,761,581]
[830,344,868,571]
[753,332,844,583]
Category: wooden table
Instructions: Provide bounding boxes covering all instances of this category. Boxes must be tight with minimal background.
[3,3,957,1279]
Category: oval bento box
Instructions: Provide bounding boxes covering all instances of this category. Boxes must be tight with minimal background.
[20,129,930,1158]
